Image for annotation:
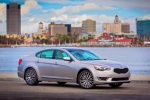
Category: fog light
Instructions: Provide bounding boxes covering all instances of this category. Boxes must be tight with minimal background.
[98,77,109,81]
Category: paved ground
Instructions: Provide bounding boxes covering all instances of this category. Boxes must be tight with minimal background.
[0,81,150,100]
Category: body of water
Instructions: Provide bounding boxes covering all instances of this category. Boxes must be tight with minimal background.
[0,47,150,75]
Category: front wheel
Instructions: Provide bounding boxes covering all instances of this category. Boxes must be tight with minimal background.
[25,68,39,85]
[109,83,123,88]
[78,70,95,89]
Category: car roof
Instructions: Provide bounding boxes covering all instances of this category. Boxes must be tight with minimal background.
[44,47,84,50]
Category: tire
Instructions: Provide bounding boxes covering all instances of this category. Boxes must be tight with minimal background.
[25,68,39,85]
[109,83,123,88]
[57,82,67,85]
[78,70,95,89]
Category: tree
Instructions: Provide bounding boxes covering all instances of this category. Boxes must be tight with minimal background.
[62,34,69,44]
[56,34,63,45]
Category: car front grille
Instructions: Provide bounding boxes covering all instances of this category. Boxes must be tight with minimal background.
[114,68,128,74]
[112,78,129,81]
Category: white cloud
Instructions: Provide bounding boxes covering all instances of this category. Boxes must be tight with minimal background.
[50,2,116,15]
[0,3,6,20]
[21,22,38,34]
[101,6,117,10]
[51,14,68,21]
[28,17,39,23]
[86,0,150,9]
[21,0,41,15]
[143,15,150,20]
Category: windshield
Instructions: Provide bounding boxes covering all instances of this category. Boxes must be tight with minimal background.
[66,49,100,61]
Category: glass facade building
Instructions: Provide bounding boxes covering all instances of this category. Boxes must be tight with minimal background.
[136,19,150,37]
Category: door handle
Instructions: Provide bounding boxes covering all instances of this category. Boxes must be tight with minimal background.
[36,60,39,63]
[54,62,57,65]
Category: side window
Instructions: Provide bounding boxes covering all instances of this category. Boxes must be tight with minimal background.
[39,50,54,59]
[36,52,41,58]
[55,50,70,60]
[36,50,54,59]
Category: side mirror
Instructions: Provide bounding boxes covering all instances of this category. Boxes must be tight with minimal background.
[63,57,72,61]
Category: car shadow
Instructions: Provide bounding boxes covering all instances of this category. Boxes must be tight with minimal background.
[27,82,129,90]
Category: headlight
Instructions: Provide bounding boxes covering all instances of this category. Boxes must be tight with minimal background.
[94,66,111,71]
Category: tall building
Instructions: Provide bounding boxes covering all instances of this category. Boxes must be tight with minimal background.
[48,22,67,36]
[82,19,96,33]
[7,3,21,35]
[102,15,130,34]
[122,23,130,33]
[114,15,121,24]
[65,24,71,34]
[71,27,82,35]
[102,23,122,34]
[38,22,43,34]
[136,19,150,37]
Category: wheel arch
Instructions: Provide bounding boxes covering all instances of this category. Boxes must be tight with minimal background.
[76,68,93,83]
[24,66,39,80]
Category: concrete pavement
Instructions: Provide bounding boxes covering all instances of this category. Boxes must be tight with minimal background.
[0,73,150,100]
[0,81,150,100]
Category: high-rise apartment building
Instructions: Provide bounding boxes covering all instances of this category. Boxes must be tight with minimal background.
[7,3,21,35]
[136,19,150,37]
[48,22,67,36]
[82,19,96,33]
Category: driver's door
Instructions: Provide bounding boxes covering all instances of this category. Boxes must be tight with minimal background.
[52,50,75,81]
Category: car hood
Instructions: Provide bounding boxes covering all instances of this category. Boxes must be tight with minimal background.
[79,60,127,68]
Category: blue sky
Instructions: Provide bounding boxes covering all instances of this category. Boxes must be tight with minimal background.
[0,0,150,34]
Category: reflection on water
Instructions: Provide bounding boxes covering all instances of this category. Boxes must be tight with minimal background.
[0,47,150,75]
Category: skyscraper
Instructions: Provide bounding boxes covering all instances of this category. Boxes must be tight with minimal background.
[7,3,21,35]
[136,19,150,37]
[82,19,96,33]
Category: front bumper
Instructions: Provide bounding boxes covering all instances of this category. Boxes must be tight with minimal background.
[93,68,131,84]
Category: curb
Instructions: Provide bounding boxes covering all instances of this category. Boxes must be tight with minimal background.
[0,78,23,81]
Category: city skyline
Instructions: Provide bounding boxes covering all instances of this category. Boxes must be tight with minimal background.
[0,0,150,34]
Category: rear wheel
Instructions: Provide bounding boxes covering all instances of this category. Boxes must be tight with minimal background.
[57,82,67,85]
[78,70,95,89]
[25,68,39,85]
[109,83,123,88]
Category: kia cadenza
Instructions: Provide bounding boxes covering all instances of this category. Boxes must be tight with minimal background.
[18,48,130,89]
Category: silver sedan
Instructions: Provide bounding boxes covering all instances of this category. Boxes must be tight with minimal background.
[18,47,130,89]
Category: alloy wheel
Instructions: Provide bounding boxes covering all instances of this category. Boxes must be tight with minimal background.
[25,68,39,85]
[78,70,95,89]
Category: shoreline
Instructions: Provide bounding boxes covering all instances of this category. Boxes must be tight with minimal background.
[0,44,150,48]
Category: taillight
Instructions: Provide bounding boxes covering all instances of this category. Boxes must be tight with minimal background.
[18,59,22,65]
